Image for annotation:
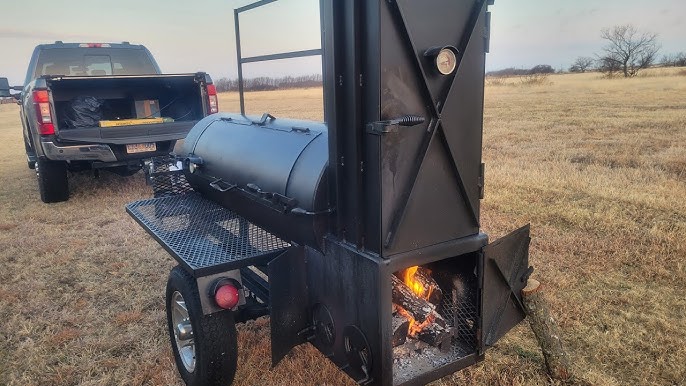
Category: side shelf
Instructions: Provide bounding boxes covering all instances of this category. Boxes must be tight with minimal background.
[126,192,290,277]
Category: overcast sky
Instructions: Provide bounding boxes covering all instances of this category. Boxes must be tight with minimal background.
[0,0,684,85]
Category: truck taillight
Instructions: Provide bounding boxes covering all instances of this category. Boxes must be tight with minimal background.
[207,84,219,114]
[32,90,55,135]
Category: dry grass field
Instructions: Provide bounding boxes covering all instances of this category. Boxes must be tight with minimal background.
[0,68,685,386]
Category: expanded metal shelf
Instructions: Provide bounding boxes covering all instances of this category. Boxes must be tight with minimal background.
[144,156,194,198]
[127,193,290,277]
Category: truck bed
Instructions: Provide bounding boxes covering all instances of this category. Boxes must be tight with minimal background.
[47,74,208,144]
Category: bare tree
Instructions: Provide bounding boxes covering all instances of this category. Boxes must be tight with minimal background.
[661,52,686,67]
[569,56,595,73]
[677,52,686,67]
[597,24,660,77]
[596,56,622,77]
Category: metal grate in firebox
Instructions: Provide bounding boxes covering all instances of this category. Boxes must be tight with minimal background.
[126,193,290,275]
[145,156,194,198]
[440,290,478,349]
[393,281,478,385]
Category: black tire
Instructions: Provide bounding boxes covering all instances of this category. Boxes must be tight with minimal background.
[166,266,238,386]
[35,158,69,203]
[28,160,36,170]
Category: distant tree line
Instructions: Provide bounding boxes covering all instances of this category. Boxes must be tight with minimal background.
[488,24,683,79]
[486,64,555,77]
[568,24,682,77]
[660,52,686,67]
[214,74,322,92]
[570,50,685,75]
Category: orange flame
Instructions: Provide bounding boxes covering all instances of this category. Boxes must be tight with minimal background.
[402,266,434,300]
[397,306,436,337]
[396,266,437,337]
[403,266,424,297]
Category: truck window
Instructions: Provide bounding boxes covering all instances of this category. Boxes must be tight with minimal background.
[84,55,113,75]
[34,48,157,78]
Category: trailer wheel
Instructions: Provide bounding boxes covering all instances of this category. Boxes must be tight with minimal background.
[35,158,69,203]
[166,266,238,386]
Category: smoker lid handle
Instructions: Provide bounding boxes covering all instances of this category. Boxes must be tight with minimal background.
[209,178,237,192]
[253,112,276,126]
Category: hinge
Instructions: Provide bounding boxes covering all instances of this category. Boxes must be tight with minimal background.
[485,12,492,54]
[478,162,485,199]
[366,115,426,135]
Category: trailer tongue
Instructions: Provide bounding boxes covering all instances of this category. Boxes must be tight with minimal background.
[127,1,532,385]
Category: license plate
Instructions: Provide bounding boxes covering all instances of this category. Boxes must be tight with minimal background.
[126,143,156,154]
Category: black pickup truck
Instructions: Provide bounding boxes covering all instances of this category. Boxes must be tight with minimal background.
[0,42,218,203]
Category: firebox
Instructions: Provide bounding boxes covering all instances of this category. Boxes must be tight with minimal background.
[126,0,532,385]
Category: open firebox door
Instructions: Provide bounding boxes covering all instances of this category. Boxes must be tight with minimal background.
[482,225,532,349]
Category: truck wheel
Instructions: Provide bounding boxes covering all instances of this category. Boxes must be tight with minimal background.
[35,158,69,203]
[166,266,238,386]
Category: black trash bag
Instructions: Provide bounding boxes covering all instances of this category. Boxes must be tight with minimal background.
[61,96,104,128]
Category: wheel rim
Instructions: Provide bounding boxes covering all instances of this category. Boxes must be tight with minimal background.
[171,291,196,372]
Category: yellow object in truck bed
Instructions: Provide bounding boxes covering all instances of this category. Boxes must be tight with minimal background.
[99,118,165,127]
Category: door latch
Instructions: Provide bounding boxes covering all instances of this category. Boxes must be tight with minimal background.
[366,115,425,135]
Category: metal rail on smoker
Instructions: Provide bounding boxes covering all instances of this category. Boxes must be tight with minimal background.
[234,0,323,115]
[128,158,290,278]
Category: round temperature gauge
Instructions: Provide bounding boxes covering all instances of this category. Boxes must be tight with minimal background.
[435,48,457,75]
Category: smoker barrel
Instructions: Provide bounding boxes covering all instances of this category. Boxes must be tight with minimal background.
[180,113,330,250]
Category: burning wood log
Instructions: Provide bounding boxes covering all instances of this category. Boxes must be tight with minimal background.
[413,267,443,306]
[416,322,452,352]
[392,272,454,350]
[391,274,435,323]
[391,313,410,347]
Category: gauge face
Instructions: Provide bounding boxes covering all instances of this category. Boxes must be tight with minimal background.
[436,48,457,75]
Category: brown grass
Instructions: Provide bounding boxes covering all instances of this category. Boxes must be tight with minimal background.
[0,71,685,385]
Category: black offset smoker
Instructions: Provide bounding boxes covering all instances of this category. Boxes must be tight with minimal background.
[127,0,532,385]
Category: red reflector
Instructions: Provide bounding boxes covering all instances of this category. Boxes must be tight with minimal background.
[33,90,50,103]
[214,284,239,309]
[207,84,217,95]
[38,123,55,135]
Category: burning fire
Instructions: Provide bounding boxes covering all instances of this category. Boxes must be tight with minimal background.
[397,306,435,337]
[398,266,437,337]
[403,266,434,300]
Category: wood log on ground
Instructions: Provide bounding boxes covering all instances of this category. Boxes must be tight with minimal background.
[413,268,443,306]
[416,322,452,352]
[391,314,410,347]
[391,275,435,323]
[522,279,573,381]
